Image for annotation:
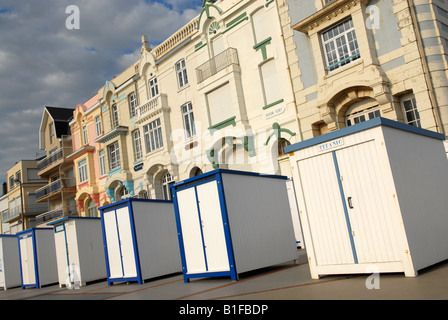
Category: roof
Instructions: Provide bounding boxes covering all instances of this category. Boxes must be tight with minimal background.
[45,106,75,122]
[284,117,446,154]
[39,106,75,150]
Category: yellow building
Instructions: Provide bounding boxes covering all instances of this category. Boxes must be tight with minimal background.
[3,160,48,233]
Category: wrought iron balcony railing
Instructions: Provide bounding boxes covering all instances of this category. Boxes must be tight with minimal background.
[196,48,239,84]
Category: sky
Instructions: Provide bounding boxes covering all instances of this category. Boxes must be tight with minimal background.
[0,0,202,187]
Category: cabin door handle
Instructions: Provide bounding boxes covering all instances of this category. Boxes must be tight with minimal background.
[347,197,354,209]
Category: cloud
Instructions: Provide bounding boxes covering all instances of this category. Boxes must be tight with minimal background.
[0,0,201,185]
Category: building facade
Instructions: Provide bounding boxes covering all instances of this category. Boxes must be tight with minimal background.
[35,107,77,225]
[3,160,48,233]
[281,0,448,141]
[70,0,302,206]
[68,94,109,217]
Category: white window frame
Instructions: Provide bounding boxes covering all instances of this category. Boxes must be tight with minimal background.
[132,129,143,161]
[49,122,55,144]
[111,104,119,128]
[149,77,159,98]
[162,172,174,200]
[401,94,421,127]
[176,59,188,88]
[108,141,120,171]
[82,124,88,145]
[143,118,163,154]
[78,159,88,183]
[346,105,381,127]
[181,102,196,139]
[95,115,102,136]
[98,149,106,176]
[321,18,360,72]
[87,199,98,217]
[129,92,138,118]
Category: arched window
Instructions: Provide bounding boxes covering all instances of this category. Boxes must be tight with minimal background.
[162,172,174,200]
[345,98,380,127]
[119,186,130,200]
[86,199,98,217]
[190,167,203,178]
[277,138,291,158]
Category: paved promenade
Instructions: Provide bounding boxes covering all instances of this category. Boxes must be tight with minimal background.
[1,249,446,315]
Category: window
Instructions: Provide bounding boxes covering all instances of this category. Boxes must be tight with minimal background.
[108,141,120,171]
[149,77,159,98]
[95,115,102,136]
[111,104,119,128]
[322,18,360,72]
[99,149,106,176]
[15,171,21,184]
[86,199,98,217]
[346,105,381,127]
[252,8,270,44]
[401,95,421,127]
[132,130,143,161]
[129,93,138,118]
[206,83,234,126]
[9,176,14,191]
[260,59,283,107]
[119,186,130,200]
[78,159,88,183]
[181,102,196,139]
[82,124,88,145]
[49,122,55,144]
[162,172,174,200]
[143,118,163,153]
[176,59,188,88]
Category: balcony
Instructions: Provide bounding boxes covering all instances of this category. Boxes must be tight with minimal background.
[35,178,76,202]
[196,48,239,84]
[31,206,78,227]
[2,206,21,223]
[135,93,170,124]
[1,202,49,223]
[37,148,64,172]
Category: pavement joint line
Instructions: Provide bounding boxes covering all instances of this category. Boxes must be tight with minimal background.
[47,277,184,298]
[209,276,350,300]
[174,262,307,300]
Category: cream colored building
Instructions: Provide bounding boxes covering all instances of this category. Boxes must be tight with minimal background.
[281,0,448,141]
[78,0,302,203]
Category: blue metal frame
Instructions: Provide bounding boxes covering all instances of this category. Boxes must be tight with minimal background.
[16,228,53,289]
[285,117,445,154]
[171,170,262,282]
[99,198,172,285]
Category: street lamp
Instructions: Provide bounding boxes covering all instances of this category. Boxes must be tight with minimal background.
[13,179,25,231]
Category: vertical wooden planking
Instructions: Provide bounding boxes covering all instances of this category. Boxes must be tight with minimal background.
[197,181,230,273]
[115,207,137,278]
[177,187,207,274]
[103,211,123,279]
[297,153,355,266]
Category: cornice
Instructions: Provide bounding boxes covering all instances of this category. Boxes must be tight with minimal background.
[292,0,364,33]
